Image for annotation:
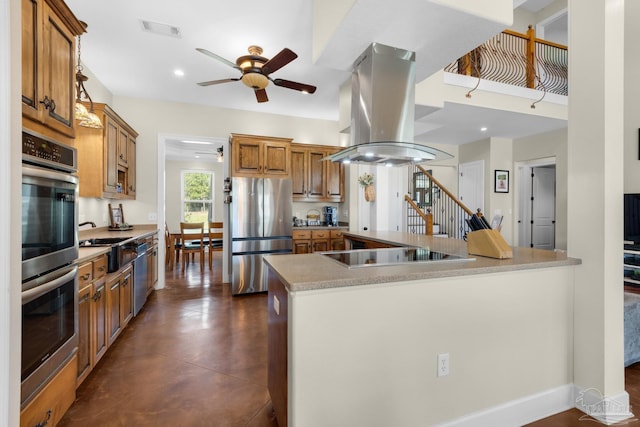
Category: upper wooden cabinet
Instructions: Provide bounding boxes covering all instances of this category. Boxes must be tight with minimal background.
[231,134,292,178]
[291,143,345,203]
[76,103,138,199]
[22,0,85,140]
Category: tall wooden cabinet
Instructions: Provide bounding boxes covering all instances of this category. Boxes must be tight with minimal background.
[291,143,344,202]
[230,134,292,177]
[22,0,85,142]
[76,103,138,199]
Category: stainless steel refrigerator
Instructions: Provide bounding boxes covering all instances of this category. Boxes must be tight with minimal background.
[230,177,292,295]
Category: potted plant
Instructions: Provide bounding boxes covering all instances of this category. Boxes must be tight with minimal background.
[358,173,375,202]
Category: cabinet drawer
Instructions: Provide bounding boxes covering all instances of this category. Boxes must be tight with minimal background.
[20,354,76,427]
[93,255,108,279]
[293,230,311,239]
[311,230,329,239]
[78,262,93,286]
[330,230,344,238]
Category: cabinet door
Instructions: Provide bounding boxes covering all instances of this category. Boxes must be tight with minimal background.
[104,115,119,194]
[291,149,307,199]
[312,240,329,252]
[263,141,290,176]
[41,2,76,137]
[326,159,345,202]
[127,137,136,197]
[293,240,311,254]
[234,138,263,175]
[118,128,129,167]
[76,284,91,385]
[146,245,158,295]
[331,239,345,251]
[307,150,325,200]
[21,0,40,122]
[91,277,108,366]
[107,275,122,345]
[120,267,133,327]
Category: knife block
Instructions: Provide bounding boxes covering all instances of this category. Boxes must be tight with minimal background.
[466,229,513,259]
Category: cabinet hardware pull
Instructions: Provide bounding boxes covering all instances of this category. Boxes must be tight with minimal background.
[92,290,101,301]
[39,96,52,110]
[81,273,91,281]
[98,266,105,272]
[35,409,52,427]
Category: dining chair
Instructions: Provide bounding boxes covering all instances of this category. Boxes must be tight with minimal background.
[208,221,224,269]
[180,222,205,272]
[165,223,181,266]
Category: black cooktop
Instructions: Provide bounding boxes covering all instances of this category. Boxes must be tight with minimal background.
[321,247,473,268]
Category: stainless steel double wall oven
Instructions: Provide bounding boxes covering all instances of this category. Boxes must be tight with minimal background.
[21,129,79,407]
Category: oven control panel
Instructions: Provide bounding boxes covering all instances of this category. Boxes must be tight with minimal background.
[22,130,77,172]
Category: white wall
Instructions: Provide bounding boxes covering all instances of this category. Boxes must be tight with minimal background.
[624,0,640,193]
[290,266,575,426]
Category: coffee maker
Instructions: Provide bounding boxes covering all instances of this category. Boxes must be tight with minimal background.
[323,206,338,226]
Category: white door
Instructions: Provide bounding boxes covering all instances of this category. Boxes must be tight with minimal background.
[459,160,484,214]
[531,166,556,249]
[518,166,532,247]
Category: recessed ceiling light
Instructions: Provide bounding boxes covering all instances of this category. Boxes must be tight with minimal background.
[174,69,185,77]
[342,159,351,164]
[480,127,488,132]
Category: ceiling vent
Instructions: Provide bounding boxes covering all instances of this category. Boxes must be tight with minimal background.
[140,20,181,38]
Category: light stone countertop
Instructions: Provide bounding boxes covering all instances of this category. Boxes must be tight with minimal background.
[263,231,581,293]
[77,225,159,265]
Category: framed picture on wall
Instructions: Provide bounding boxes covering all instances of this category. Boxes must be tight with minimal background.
[494,170,509,193]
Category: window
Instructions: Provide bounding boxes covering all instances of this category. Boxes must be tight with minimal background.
[181,170,214,226]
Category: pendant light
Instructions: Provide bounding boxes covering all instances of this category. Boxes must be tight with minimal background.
[74,28,103,129]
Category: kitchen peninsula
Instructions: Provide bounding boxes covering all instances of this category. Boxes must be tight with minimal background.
[264,231,580,427]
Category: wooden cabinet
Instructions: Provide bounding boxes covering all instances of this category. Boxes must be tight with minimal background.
[231,134,292,178]
[291,144,345,202]
[293,228,347,254]
[292,230,311,254]
[76,103,138,199]
[344,236,400,250]
[77,255,108,387]
[21,0,84,141]
[311,230,329,252]
[120,265,133,329]
[106,273,122,346]
[91,275,108,368]
[20,354,77,427]
[330,229,345,251]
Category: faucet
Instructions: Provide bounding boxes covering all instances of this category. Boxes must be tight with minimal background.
[79,221,97,228]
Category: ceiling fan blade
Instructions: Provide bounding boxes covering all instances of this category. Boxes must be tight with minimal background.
[196,48,240,70]
[262,48,297,75]
[197,78,240,86]
[255,89,269,103]
[273,78,317,94]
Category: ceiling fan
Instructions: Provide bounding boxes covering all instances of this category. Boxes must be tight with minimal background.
[196,45,317,103]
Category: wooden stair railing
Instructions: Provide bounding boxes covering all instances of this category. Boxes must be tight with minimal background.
[406,165,474,239]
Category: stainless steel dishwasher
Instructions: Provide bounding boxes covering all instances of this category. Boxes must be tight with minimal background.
[133,240,148,316]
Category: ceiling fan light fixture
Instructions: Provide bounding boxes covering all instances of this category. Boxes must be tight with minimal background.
[242,72,269,90]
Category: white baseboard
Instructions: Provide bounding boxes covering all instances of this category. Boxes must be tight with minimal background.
[434,384,575,427]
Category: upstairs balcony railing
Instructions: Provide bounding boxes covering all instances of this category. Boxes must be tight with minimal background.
[444,26,568,101]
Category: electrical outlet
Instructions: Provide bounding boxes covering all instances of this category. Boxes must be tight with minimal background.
[437,353,450,377]
[148,212,157,221]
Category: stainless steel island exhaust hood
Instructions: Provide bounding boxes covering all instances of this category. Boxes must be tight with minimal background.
[327,43,452,166]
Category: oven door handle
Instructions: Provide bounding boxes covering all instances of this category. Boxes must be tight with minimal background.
[22,164,79,186]
[22,266,77,304]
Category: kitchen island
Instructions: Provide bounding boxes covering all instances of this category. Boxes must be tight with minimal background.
[264,231,580,427]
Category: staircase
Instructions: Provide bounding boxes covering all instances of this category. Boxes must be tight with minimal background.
[406,165,474,240]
